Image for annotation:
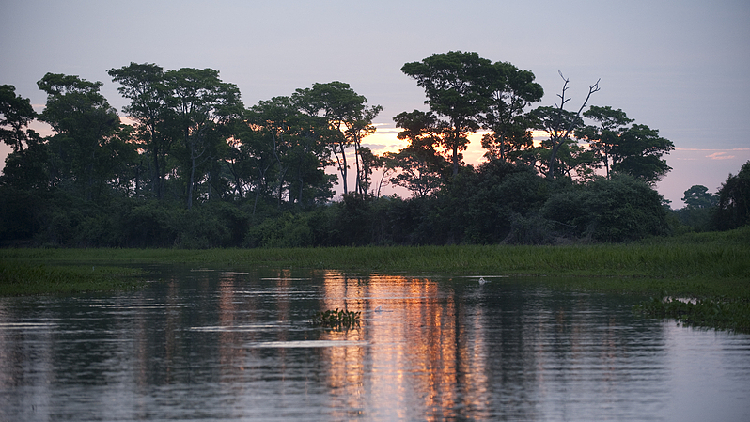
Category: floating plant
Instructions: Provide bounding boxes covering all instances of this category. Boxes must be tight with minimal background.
[312,308,361,328]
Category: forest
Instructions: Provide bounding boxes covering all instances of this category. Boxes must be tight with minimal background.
[1,51,748,248]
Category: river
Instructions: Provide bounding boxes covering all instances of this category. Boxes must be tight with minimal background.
[1,266,749,421]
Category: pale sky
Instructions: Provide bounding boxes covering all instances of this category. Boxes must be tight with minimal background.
[2,0,749,207]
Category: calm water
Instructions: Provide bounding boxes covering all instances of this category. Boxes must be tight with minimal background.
[1,267,749,421]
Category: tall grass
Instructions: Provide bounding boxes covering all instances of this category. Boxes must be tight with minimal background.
[0,261,145,296]
[2,227,748,332]
[2,226,748,296]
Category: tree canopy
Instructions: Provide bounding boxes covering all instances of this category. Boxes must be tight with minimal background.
[0,55,693,247]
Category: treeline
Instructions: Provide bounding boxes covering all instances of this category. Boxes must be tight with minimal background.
[1,52,746,247]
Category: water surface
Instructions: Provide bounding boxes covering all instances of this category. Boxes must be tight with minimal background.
[1,267,749,421]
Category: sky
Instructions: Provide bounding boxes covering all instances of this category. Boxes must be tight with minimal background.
[1,0,749,207]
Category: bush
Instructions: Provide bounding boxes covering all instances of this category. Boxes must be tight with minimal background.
[713,160,750,230]
[244,212,315,248]
[542,174,669,242]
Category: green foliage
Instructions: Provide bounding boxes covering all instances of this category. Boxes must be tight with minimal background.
[542,174,669,242]
[4,225,748,281]
[245,212,316,248]
[1,85,39,153]
[713,160,750,230]
[0,187,43,243]
[681,184,717,209]
[2,58,682,248]
[636,296,750,334]
[0,260,145,296]
[312,308,361,329]
[401,51,494,175]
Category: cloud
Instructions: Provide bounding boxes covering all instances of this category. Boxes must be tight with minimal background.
[707,152,736,160]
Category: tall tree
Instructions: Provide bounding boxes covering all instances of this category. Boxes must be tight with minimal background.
[389,110,449,197]
[401,51,493,176]
[578,105,633,178]
[480,62,544,162]
[0,85,49,190]
[610,124,673,183]
[164,68,243,209]
[108,63,174,199]
[0,85,39,153]
[246,95,332,208]
[345,104,383,197]
[531,71,600,180]
[713,161,750,230]
[294,82,380,196]
[37,73,123,200]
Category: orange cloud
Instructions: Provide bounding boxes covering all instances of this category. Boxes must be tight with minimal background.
[707,151,735,160]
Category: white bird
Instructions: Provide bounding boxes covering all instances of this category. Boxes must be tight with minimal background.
[478,277,490,285]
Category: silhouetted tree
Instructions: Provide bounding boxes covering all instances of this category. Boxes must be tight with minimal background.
[713,161,750,230]
[37,72,127,200]
[401,51,494,176]
[480,62,543,162]
[531,71,600,180]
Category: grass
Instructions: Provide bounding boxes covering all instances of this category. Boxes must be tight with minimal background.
[1,226,748,331]
[0,260,146,296]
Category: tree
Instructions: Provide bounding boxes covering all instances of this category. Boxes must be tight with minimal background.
[245,94,333,208]
[577,105,673,183]
[293,82,380,197]
[578,105,633,178]
[681,185,716,209]
[388,110,449,197]
[532,71,600,180]
[542,174,669,242]
[610,124,673,183]
[480,62,544,162]
[164,68,243,209]
[108,63,175,199]
[1,85,39,153]
[345,104,383,197]
[713,161,750,230]
[0,85,49,190]
[674,184,717,231]
[37,72,124,200]
[401,51,494,176]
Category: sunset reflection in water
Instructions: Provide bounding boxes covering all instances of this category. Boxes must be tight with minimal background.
[1,267,749,421]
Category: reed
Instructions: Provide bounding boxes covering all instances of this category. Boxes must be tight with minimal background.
[0,261,145,296]
[2,226,748,298]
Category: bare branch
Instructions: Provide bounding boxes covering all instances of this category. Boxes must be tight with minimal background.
[556,70,571,106]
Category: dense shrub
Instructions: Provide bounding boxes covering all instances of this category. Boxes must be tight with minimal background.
[713,160,750,230]
[542,173,669,242]
[1,163,675,247]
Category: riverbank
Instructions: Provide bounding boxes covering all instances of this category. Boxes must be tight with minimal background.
[2,226,749,331]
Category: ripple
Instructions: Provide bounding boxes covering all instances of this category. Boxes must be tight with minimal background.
[246,340,368,348]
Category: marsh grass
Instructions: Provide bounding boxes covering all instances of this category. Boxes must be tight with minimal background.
[2,227,748,331]
[0,261,146,296]
[4,228,747,281]
[636,296,750,333]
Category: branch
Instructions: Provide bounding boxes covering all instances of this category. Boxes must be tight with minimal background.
[555,70,571,108]
[565,78,601,138]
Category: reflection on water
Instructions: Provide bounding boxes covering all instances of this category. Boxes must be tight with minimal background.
[1,268,749,421]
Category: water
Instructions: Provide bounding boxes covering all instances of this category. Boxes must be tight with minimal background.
[1,267,749,421]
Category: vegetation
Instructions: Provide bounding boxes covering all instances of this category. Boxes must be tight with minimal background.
[312,308,361,329]
[636,296,750,334]
[4,52,714,248]
[2,227,748,331]
[2,51,748,331]
[0,260,145,296]
[2,226,747,279]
